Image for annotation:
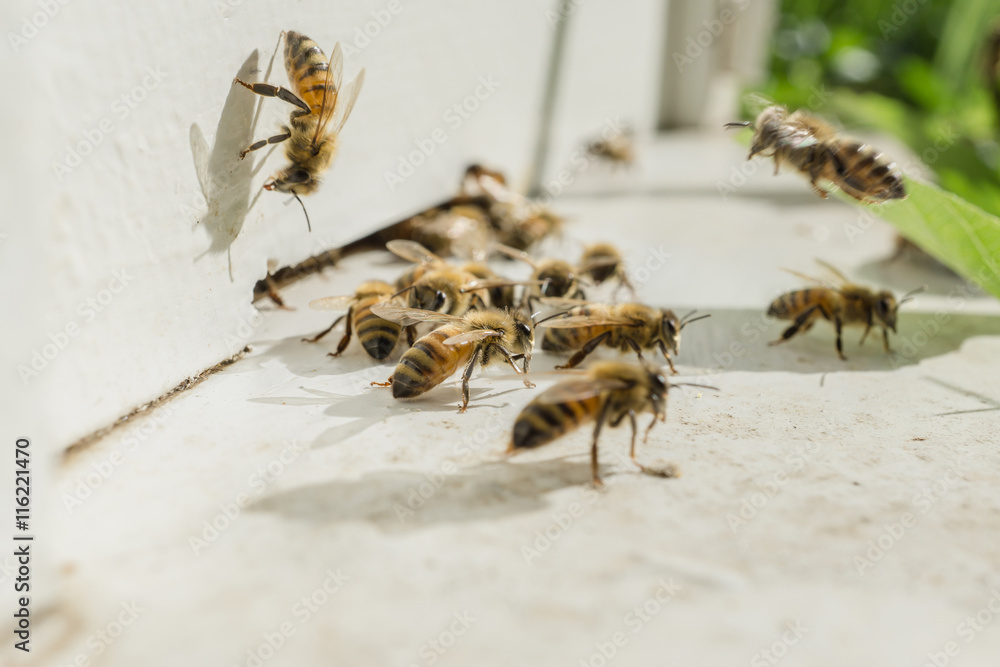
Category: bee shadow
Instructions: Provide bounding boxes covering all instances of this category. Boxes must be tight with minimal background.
[190,50,267,275]
[248,458,595,532]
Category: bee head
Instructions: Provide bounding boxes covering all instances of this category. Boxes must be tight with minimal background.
[512,309,535,355]
[873,290,899,332]
[538,263,576,298]
[410,286,449,313]
[661,312,681,355]
[265,168,318,195]
[644,365,669,420]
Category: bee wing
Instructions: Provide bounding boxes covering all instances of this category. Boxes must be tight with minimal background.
[494,243,538,268]
[386,239,444,266]
[370,303,462,327]
[780,268,839,290]
[539,315,636,328]
[461,279,545,293]
[443,329,502,346]
[308,295,355,311]
[537,378,632,403]
[310,43,345,147]
[329,67,365,135]
[536,296,592,308]
[814,259,851,286]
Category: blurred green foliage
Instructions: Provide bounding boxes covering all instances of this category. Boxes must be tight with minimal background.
[747,0,1000,295]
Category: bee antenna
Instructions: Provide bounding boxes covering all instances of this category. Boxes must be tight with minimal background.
[669,382,719,391]
[680,313,711,329]
[390,285,417,300]
[533,310,571,326]
[292,193,312,233]
[724,121,751,129]
[899,285,927,304]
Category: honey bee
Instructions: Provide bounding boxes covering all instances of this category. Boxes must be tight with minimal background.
[586,128,635,167]
[305,281,407,359]
[767,260,925,360]
[725,105,906,203]
[578,243,636,298]
[369,305,537,412]
[541,302,710,374]
[406,205,495,262]
[496,245,584,310]
[234,31,366,230]
[389,240,532,315]
[508,361,713,485]
[462,164,563,251]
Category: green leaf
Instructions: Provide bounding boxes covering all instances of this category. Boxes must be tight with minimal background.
[857,178,1000,298]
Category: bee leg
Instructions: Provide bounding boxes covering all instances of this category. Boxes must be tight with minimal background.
[769,305,818,347]
[589,401,613,487]
[233,78,311,114]
[882,328,892,354]
[370,376,393,388]
[459,347,483,413]
[858,325,871,347]
[499,348,534,389]
[624,338,650,367]
[303,313,346,343]
[239,131,292,160]
[264,274,293,310]
[405,325,416,347]
[834,316,846,360]
[556,331,612,370]
[656,340,678,375]
[630,413,677,479]
[328,309,354,358]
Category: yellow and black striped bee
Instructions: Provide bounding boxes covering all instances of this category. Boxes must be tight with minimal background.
[234,31,366,230]
[578,243,636,298]
[768,261,924,360]
[305,280,407,360]
[509,361,711,485]
[726,105,906,203]
[586,128,635,167]
[497,245,584,310]
[369,305,537,412]
[541,301,709,374]
[389,240,531,315]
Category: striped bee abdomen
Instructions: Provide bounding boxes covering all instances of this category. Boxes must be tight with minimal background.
[391,326,467,399]
[354,304,401,361]
[284,31,330,115]
[767,289,815,319]
[511,396,600,450]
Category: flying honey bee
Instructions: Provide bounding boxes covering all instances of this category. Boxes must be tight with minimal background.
[767,260,924,360]
[462,164,563,251]
[388,240,533,315]
[508,361,714,485]
[496,245,584,310]
[304,280,408,360]
[585,128,635,167]
[541,301,710,373]
[369,305,538,412]
[725,105,906,203]
[234,31,366,230]
[578,243,636,298]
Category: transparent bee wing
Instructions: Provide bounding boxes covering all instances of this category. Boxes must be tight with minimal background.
[311,42,345,147]
[386,239,445,266]
[536,378,631,403]
[781,267,839,290]
[536,296,592,308]
[330,67,365,135]
[443,330,503,346]
[309,295,356,311]
[370,303,462,327]
[814,259,852,285]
